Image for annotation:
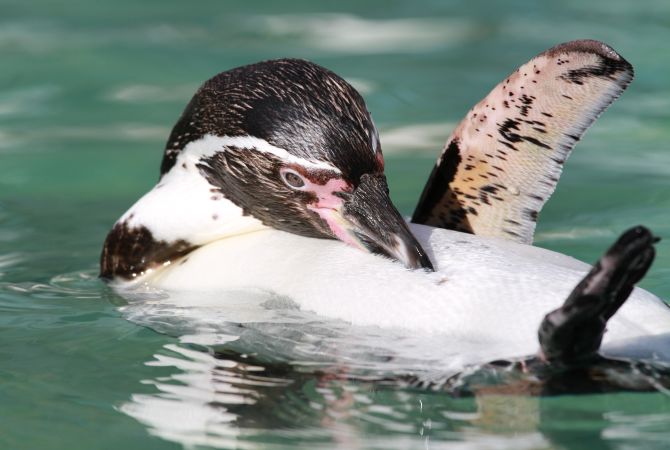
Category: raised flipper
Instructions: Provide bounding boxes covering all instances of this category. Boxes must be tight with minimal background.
[412,40,633,243]
[538,226,657,364]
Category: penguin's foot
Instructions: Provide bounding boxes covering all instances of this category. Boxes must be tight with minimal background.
[538,225,658,365]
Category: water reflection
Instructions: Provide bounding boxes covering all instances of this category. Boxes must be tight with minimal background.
[121,339,670,449]
[120,343,537,449]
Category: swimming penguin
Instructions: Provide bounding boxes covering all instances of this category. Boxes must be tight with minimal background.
[101,40,670,386]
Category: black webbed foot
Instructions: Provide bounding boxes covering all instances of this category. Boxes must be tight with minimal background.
[538,225,657,365]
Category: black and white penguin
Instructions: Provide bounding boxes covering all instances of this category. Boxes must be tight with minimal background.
[101,40,670,382]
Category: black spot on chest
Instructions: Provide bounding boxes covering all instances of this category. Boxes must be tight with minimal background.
[100,222,198,280]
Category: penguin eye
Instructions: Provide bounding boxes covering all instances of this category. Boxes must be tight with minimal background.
[281,169,306,189]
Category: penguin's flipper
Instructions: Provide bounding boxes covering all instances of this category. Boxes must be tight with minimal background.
[538,226,658,365]
[412,40,633,243]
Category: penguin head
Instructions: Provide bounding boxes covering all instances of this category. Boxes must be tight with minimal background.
[163,59,433,270]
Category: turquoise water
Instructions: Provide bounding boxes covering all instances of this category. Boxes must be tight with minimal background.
[2,0,670,448]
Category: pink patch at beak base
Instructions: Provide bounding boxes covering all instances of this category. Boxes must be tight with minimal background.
[305,178,363,249]
[310,178,350,209]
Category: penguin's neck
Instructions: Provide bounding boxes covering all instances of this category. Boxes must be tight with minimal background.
[100,150,266,280]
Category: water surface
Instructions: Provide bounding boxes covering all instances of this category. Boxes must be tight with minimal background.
[2,0,670,448]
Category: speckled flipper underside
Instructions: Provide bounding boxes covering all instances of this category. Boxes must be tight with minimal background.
[411,40,633,243]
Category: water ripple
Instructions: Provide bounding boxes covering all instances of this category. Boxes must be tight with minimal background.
[253,14,479,53]
[1,269,101,300]
[119,343,564,450]
[105,83,197,103]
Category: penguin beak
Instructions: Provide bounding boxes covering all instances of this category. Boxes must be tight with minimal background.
[338,174,434,271]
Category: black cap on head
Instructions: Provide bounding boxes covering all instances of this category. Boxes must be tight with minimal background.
[161,59,382,183]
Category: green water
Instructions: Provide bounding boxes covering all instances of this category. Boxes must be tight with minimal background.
[2,0,670,448]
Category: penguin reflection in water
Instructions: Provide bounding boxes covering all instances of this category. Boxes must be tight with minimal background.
[101,40,670,394]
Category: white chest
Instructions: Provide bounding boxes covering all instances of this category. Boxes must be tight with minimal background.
[118,224,670,363]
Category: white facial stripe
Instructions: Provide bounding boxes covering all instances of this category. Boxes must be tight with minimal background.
[179,134,341,173]
[119,161,266,245]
